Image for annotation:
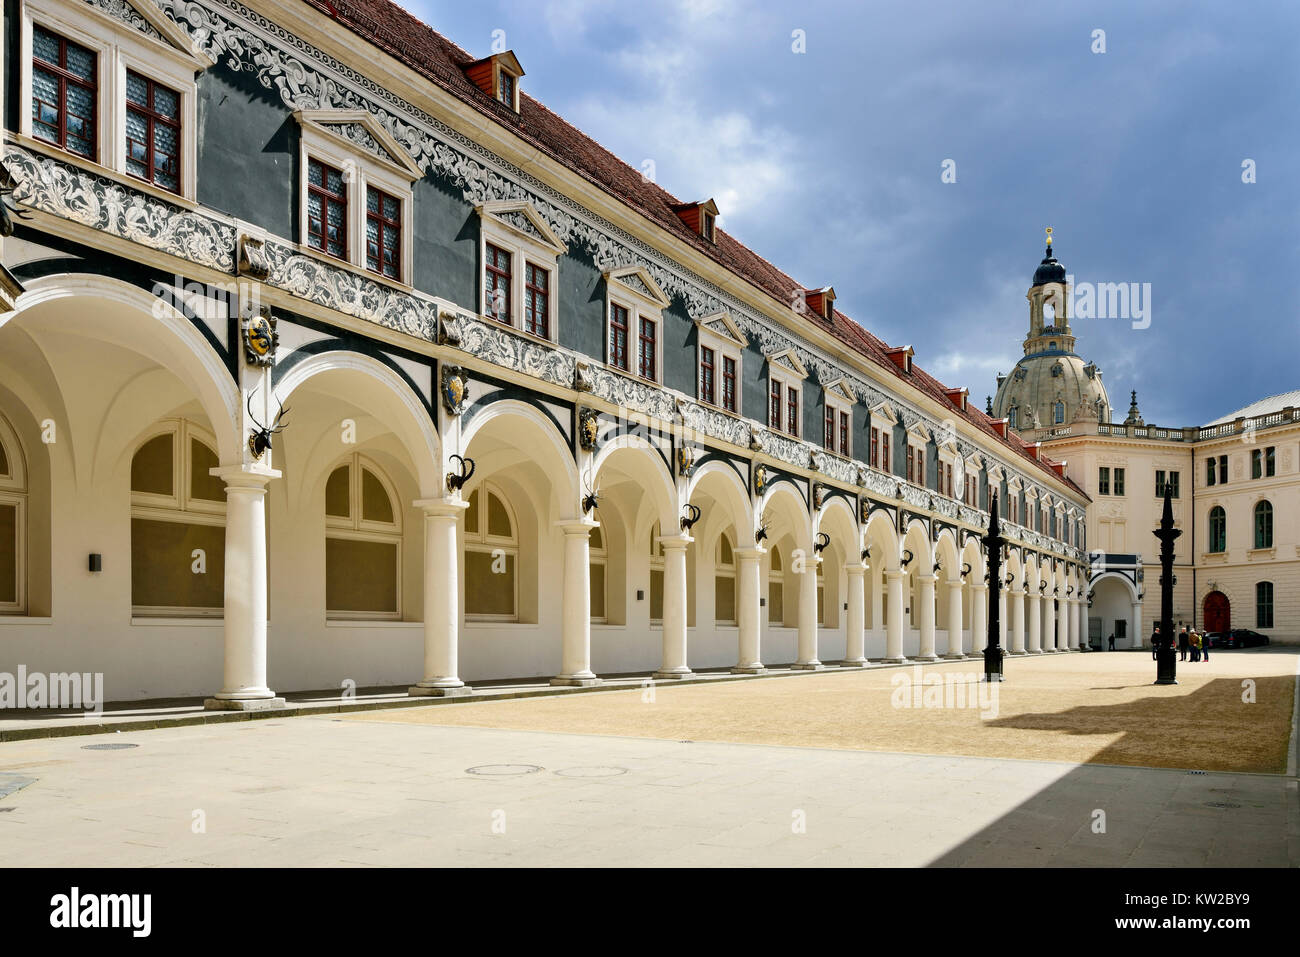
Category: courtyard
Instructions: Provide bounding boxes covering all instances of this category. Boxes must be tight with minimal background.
[0,650,1296,867]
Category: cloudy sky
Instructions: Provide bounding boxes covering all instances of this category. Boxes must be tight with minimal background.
[407,0,1298,425]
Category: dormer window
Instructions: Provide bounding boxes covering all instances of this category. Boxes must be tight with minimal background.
[465,52,525,112]
[672,199,720,243]
[885,345,914,374]
[801,286,836,320]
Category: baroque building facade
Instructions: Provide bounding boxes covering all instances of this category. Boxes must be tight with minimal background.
[0,0,1090,706]
[995,245,1297,648]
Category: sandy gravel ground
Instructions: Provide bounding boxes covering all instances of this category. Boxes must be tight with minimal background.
[345,650,1300,774]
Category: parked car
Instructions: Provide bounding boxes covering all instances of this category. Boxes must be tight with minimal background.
[1204,629,1270,649]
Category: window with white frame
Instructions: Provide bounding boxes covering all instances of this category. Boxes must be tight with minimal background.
[870,404,897,473]
[129,420,225,617]
[0,414,28,615]
[325,454,402,620]
[714,530,737,624]
[822,379,854,457]
[296,110,421,283]
[589,524,607,623]
[695,312,745,415]
[649,521,665,623]
[767,545,785,624]
[464,482,518,621]
[478,201,566,340]
[19,0,212,199]
[605,267,669,382]
[906,426,929,487]
[766,349,807,438]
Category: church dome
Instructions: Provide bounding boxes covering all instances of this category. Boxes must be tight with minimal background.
[992,352,1110,432]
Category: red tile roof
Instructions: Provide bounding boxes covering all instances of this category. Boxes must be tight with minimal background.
[299,0,1086,499]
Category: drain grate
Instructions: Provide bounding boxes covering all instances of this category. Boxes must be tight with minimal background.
[1186,769,1207,775]
[81,743,138,751]
[1204,801,1241,809]
[465,764,543,776]
[554,766,628,778]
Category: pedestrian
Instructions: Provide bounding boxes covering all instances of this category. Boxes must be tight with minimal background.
[1151,624,1160,660]
[1178,626,1189,661]
[1200,631,1209,662]
[1108,632,1115,651]
[1190,631,1200,662]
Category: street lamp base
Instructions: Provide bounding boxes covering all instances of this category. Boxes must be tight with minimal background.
[1154,678,1179,685]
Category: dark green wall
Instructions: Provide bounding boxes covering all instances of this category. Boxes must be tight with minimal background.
[661,296,696,396]
[196,66,296,238]
[413,170,477,308]
[557,246,604,359]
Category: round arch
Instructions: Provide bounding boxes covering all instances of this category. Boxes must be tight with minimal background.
[685,460,755,548]
[592,435,678,534]
[461,400,580,516]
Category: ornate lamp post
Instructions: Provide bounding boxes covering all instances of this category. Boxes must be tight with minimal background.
[983,492,1005,682]
[1153,486,1180,685]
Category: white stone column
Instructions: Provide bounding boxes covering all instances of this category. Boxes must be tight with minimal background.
[916,574,938,661]
[1027,591,1042,653]
[1010,588,1026,654]
[1079,595,1090,649]
[870,567,884,644]
[884,570,906,662]
[655,535,693,679]
[410,499,472,697]
[843,564,868,666]
[1043,595,1057,651]
[1059,596,1072,652]
[970,583,988,655]
[944,580,964,658]
[552,519,600,686]
[206,469,284,710]
[1131,599,1144,650]
[733,547,765,674]
[793,557,824,669]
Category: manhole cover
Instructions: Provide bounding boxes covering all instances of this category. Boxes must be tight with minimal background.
[554,766,628,778]
[1186,770,1206,775]
[1204,801,1241,809]
[81,743,138,751]
[465,764,543,776]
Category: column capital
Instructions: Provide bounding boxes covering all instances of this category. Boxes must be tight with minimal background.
[917,574,938,586]
[211,464,280,487]
[970,582,989,593]
[414,497,471,516]
[556,517,600,535]
[945,578,964,591]
[845,563,866,578]
[1010,587,1025,598]
[885,568,905,582]
[734,546,766,561]
[657,532,693,550]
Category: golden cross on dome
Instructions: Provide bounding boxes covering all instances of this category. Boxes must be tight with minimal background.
[1045,226,1053,246]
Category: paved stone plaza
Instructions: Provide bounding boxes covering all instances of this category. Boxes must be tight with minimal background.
[0,652,1296,867]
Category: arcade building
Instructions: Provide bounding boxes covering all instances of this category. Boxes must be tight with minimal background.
[0,0,1091,707]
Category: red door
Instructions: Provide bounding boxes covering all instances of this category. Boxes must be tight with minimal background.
[1203,591,1230,632]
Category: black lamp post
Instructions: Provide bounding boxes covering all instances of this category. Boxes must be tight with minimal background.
[1153,486,1180,685]
[983,492,1005,682]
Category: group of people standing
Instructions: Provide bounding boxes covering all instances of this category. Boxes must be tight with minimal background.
[1149,622,1210,662]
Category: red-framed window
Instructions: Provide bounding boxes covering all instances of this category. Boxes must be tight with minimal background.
[608,302,629,369]
[824,406,835,450]
[786,387,798,437]
[524,262,549,338]
[881,433,890,473]
[839,411,849,457]
[125,71,181,193]
[366,185,401,280]
[917,449,925,486]
[721,356,737,413]
[769,379,782,429]
[907,446,914,483]
[637,317,657,380]
[484,243,512,322]
[31,25,96,160]
[307,157,347,259]
[700,346,715,405]
[870,428,879,468]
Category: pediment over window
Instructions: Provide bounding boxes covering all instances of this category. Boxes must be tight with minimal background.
[821,377,856,404]
[694,310,747,347]
[965,453,985,471]
[294,110,423,180]
[85,0,215,67]
[765,347,808,380]
[907,421,932,444]
[479,200,566,254]
[605,266,670,308]
[870,401,898,426]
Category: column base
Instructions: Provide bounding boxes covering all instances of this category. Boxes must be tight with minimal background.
[880,656,908,664]
[654,669,693,680]
[731,665,767,675]
[204,695,285,712]
[839,658,869,668]
[550,675,602,687]
[912,654,940,663]
[408,684,473,698]
[943,653,966,660]
[790,661,825,671]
